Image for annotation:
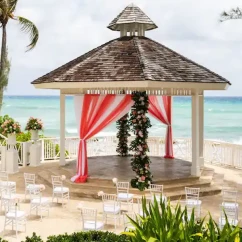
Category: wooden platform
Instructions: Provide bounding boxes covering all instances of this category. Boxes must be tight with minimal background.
[12,156,222,200]
[63,156,193,182]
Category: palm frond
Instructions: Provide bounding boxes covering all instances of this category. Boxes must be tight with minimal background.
[16,16,39,51]
[8,0,18,13]
[220,7,242,22]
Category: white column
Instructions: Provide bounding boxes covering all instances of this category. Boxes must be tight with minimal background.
[199,92,204,167]
[60,92,66,166]
[191,90,200,176]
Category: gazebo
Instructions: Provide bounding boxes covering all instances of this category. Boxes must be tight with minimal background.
[31,4,230,184]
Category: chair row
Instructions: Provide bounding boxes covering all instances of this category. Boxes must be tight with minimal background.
[0,172,70,238]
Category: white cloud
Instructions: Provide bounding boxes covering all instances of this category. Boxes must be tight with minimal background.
[2,0,242,95]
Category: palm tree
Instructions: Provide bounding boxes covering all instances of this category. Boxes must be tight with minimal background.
[0,47,10,107]
[220,7,242,22]
[0,0,39,109]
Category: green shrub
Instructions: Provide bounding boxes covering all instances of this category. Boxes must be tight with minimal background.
[55,143,69,158]
[123,196,242,242]
[47,231,129,242]
[22,233,43,242]
[18,231,129,242]
[17,131,31,142]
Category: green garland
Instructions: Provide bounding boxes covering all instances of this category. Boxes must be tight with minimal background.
[129,91,152,191]
[116,113,130,156]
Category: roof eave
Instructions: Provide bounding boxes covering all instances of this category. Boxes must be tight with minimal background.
[107,23,158,31]
[32,80,230,92]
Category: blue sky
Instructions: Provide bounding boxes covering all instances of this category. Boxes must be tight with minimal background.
[4,0,242,96]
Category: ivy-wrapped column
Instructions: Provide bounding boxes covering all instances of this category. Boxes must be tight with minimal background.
[129,91,152,191]
[116,113,130,156]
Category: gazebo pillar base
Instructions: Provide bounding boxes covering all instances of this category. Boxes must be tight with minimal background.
[191,90,201,177]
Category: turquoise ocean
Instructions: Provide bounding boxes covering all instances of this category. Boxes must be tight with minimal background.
[1,96,242,143]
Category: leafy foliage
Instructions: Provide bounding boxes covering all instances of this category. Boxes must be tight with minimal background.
[0,0,39,50]
[124,196,242,242]
[23,233,43,242]
[16,131,31,142]
[17,16,39,51]
[16,231,129,242]
[220,7,242,22]
[116,113,130,156]
[129,91,152,191]
[0,47,10,90]
[0,114,13,126]
[0,0,39,111]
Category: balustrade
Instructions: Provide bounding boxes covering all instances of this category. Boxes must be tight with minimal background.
[1,135,242,169]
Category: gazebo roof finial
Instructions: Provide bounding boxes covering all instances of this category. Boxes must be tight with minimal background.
[107,3,158,36]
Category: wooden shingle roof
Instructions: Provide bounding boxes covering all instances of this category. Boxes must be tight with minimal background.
[31,36,230,85]
[107,3,157,31]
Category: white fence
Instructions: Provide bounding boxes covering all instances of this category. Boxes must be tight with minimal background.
[40,136,242,169]
[1,135,242,169]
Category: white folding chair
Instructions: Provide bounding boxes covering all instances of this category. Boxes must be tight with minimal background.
[3,199,26,239]
[24,173,41,200]
[1,188,17,212]
[116,182,133,211]
[180,200,201,221]
[149,184,167,205]
[123,212,136,231]
[29,188,50,221]
[219,204,238,229]
[102,193,121,230]
[51,176,69,206]
[0,172,16,196]
[185,187,201,217]
[80,207,104,231]
[222,190,239,218]
[137,197,152,216]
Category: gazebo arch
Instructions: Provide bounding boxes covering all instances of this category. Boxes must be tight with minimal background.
[31,4,230,181]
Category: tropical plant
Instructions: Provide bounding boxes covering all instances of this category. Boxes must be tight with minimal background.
[25,117,43,131]
[124,196,242,242]
[221,7,242,22]
[0,0,39,109]
[0,47,10,108]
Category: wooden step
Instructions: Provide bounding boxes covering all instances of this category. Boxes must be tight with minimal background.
[38,169,211,192]
[36,166,220,201]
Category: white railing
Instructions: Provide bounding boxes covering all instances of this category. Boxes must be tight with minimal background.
[1,135,242,170]
[37,136,242,169]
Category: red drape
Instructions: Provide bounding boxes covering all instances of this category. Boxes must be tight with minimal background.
[148,96,174,159]
[72,94,134,183]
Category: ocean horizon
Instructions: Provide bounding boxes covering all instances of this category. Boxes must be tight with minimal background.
[1,95,242,144]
